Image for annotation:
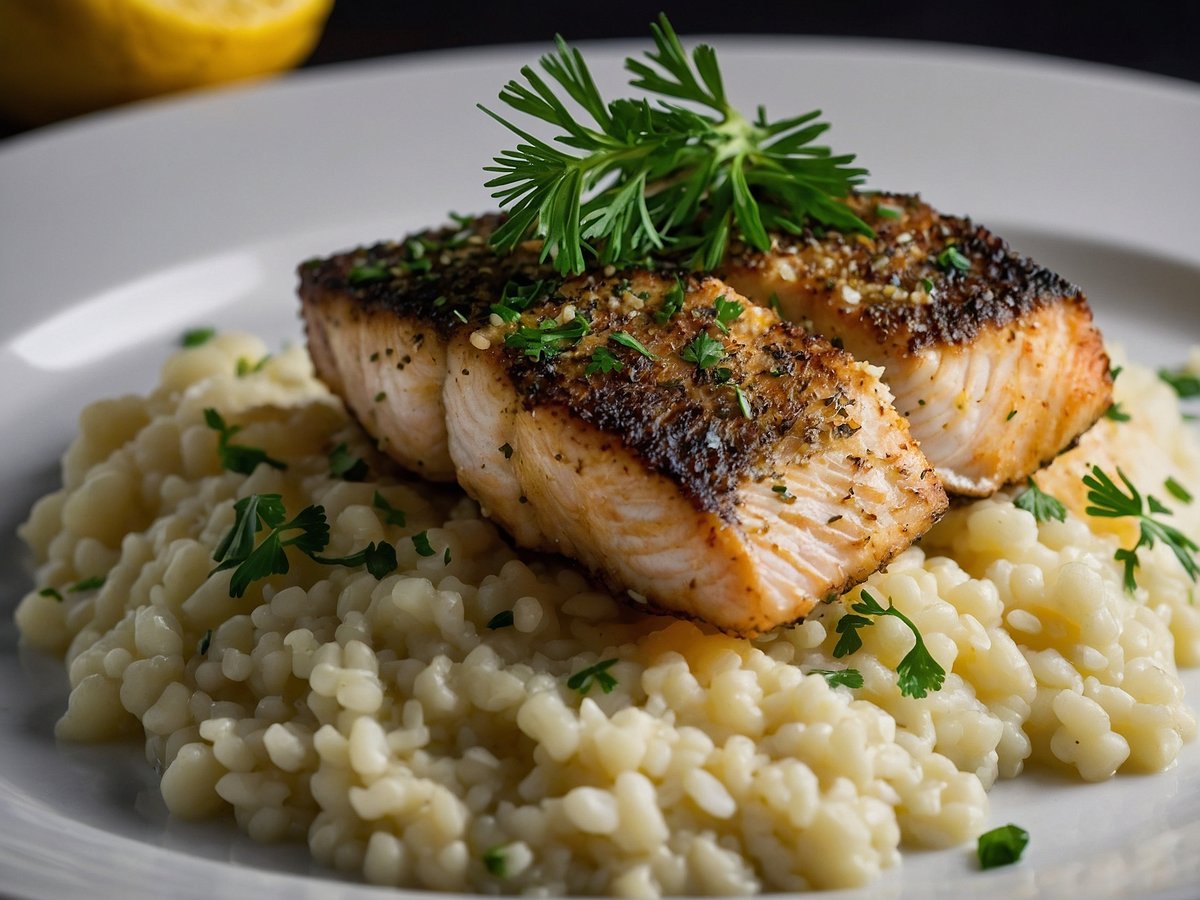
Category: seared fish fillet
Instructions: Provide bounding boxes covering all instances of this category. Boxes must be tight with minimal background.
[300,215,553,480]
[720,193,1112,495]
[301,238,947,635]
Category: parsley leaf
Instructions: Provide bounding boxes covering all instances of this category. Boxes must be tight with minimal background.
[654,277,686,324]
[1013,476,1067,523]
[585,345,624,375]
[329,442,368,481]
[1104,401,1131,422]
[198,629,213,656]
[347,263,392,286]
[936,245,971,272]
[680,332,725,369]
[235,355,270,377]
[977,823,1030,870]
[491,279,553,323]
[181,327,216,347]
[1159,367,1200,398]
[372,491,407,527]
[567,658,619,695]
[311,541,398,580]
[810,668,864,689]
[733,384,753,419]
[487,610,515,630]
[832,589,946,699]
[1165,477,1193,504]
[38,587,64,602]
[483,846,508,877]
[504,317,590,360]
[412,531,436,557]
[204,408,287,475]
[610,331,657,359]
[712,295,744,333]
[68,575,105,593]
[1084,465,1199,592]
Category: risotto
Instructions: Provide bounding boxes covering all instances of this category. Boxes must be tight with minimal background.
[14,332,1200,895]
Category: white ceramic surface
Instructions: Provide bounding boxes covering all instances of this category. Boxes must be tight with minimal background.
[0,38,1198,899]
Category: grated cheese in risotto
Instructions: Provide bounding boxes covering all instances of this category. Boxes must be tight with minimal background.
[14,333,1200,895]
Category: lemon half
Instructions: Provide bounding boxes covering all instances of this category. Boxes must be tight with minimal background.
[0,0,335,125]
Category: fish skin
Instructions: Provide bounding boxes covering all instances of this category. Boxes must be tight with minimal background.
[719,192,1113,495]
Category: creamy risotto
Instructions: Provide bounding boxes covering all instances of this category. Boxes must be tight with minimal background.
[14,333,1200,895]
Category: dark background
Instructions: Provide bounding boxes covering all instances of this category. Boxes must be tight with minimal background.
[2,0,1198,140]
[305,1,1200,83]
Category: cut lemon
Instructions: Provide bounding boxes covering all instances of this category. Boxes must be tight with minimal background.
[0,0,335,126]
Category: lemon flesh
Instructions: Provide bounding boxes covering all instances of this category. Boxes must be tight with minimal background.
[0,0,335,125]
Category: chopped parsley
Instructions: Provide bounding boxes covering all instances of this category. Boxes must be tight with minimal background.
[347,263,392,286]
[772,484,796,503]
[198,629,213,656]
[209,494,397,598]
[329,443,368,481]
[1013,476,1066,523]
[235,355,270,377]
[567,658,619,695]
[874,203,902,220]
[38,587,64,602]
[483,846,508,877]
[372,491,407,527]
[654,277,686,324]
[204,408,287,475]
[412,531,436,557]
[810,667,864,689]
[712,295,744,333]
[1006,409,1018,421]
[1159,367,1200,398]
[936,245,971,272]
[733,383,753,419]
[1165,477,1193,504]
[610,331,656,359]
[487,610,515,630]
[181,327,216,347]
[1104,401,1131,422]
[505,317,590,360]
[977,823,1029,870]
[443,546,452,565]
[68,576,105,593]
[491,279,552,323]
[585,346,624,375]
[1083,465,1199,592]
[919,276,935,293]
[833,589,945,699]
[680,332,725,369]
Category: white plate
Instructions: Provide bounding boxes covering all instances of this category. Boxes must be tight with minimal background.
[1,39,1198,900]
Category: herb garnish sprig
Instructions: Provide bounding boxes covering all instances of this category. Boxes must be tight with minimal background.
[832,589,946,699]
[481,14,868,275]
[1082,465,1199,592]
[204,408,287,476]
[210,494,397,598]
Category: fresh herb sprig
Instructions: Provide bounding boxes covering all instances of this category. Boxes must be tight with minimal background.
[1082,466,1199,592]
[567,658,619,695]
[1013,476,1066,523]
[977,824,1029,870]
[505,316,590,360]
[210,494,397,598]
[481,14,868,275]
[832,589,945,699]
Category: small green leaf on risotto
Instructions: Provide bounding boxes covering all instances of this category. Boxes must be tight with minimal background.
[180,327,216,347]
[585,346,624,375]
[833,589,946,698]
[372,491,407,527]
[680,331,725,369]
[1158,367,1200,398]
[772,484,796,503]
[204,408,288,475]
[198,629,213,656]
[235,355,271,377]
[69,576,105,593]
[483,846,508,877]
[567,658,619,695]
[312,541,399,580]
[499,442,515,459]
[654,276,686,324]
[712,294,744,333]
[1109,365,1123,381]
[1166,477,1193,504]
[610,331,657,359]
[347,263,391,286]
[412,531,436,557]
[1104,401,1131,422]
[1006,409,1018,421]
[443,546,452,565]
[38,587,64,602]
[329,442,369,482]
[1013,477,1066,523]
[1083,465,1200,592]
[487,610,515,630]
[936,245,971,272]
[811,668,864,689]
[976,823,1030,870]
